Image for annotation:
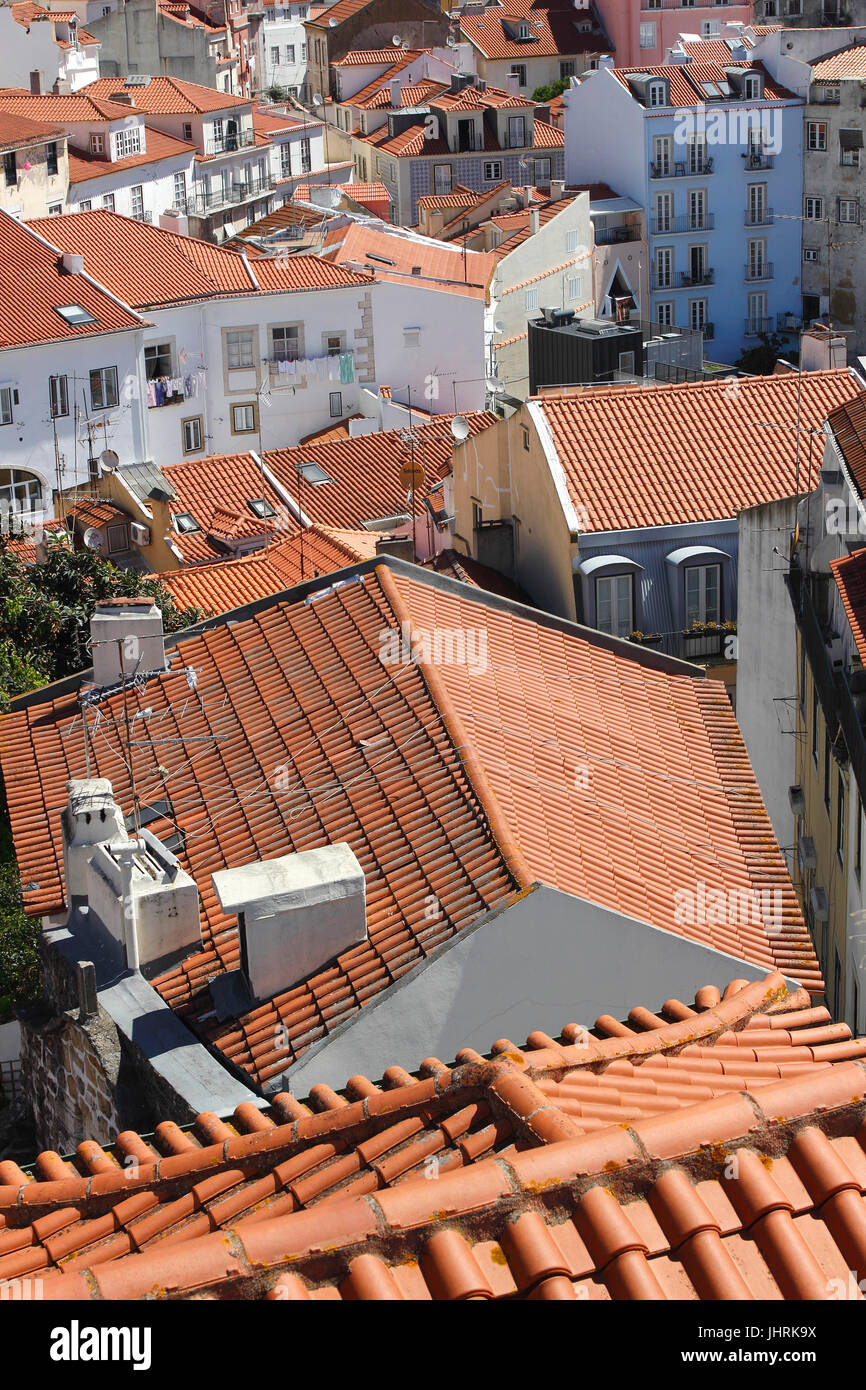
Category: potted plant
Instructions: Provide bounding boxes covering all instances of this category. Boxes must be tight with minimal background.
[629,629,662,645]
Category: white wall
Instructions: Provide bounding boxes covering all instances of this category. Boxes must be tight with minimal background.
[71,151,196,220]
[564,68,646,198]
[371,278,486,417]
[0,7,61,93]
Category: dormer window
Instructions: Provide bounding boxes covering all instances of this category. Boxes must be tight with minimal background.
[90,133,105,154]
[647,80,667,107]
[743,73,762,100]
[516,20,530,38]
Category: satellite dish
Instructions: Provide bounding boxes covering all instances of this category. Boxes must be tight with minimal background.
[494,319,505,333]
[83,527,102,551]
[330,187,342,208]
[450,414,470,442]
[486,377,505,395]
[392,33,402,44]
[99,448,119,472]
[312,93,323,107]
[328,15,336,25]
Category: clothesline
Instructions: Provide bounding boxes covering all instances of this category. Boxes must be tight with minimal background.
[146,368,207,408]
[271,351,355,385]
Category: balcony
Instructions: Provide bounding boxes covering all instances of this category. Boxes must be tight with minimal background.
[745,208,774,226]
[202,129,257,157]
[650,158,713,178]
[650,213,714,235]
[652,268,714,290]
[744,316,773,335]
[183,173,275,217]
[702,322,715,340]
[743,153,775,170]
[745,261,774,281]
[679,626,729,661]
[594,223,642,245]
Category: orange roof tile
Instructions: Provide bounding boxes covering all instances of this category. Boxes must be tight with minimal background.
[82,75,249,113]
[67,125,194,183]
[0,89,137,121]
[332,47,421,65]
[0,561,820,1092]
[612,60,796,107]
[3,974,862,1300]
[533,372,864,533]
[305,0,374,27]
[827,386,866,497]
[0,210,143,350]
[27,210,372,309]
[157,528,377,612]
[297,414,364,443]
[460,8,608,60]
[0,108,65,149]
[811,44,866,80]
[831,548,866,667]
[322,222,495,298]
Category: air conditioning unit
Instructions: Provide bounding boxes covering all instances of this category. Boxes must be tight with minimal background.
[810,885,829,921]
[130,522,151,546]
[788,784,805,815]
[798,835,817,870]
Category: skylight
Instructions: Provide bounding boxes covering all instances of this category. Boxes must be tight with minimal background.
[247,498,277,518]
[54,304,96,326]
[173,512,201,533]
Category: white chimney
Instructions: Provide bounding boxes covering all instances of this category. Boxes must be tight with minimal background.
[506,72,520,95]
[86,829,202,977]
[90,598,167,689]
[62,251,85,275]
[159,209,190,237]
[529,207,540,234]
[212,843,367,1002]
[62,778,127,901]
[550,179,565,201]
[389,78,402,106]
[598,54,615,70]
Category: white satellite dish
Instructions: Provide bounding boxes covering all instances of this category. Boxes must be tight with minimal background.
[486,377,505,395]
[330,187,342,208]
[312,93,323,106]
[83,527,102,550]
[450,414,470,442]
[494,319,505,333]
[328,15,336,25]
[446,34,456,46]
[392,33,402,44]
[99,448,119,472]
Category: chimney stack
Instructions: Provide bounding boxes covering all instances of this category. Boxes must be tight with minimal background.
[62,251,84,275]
[505,72,520,95]
[90,598,166,689]
[86,829,202,978]
[389,78,401,107]
[549,179,565,202]
[529,207,540,234]
[62,778,127,901]
[29,70,42,96]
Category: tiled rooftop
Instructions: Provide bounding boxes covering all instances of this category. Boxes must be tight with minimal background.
[827,391,866,498]
[321,222,496,298]
[0,108,65,149]
[533,372,865,533]
[830,548,866,668]
[3,974,864,1300]
[810,44,866,80]
[611,60,796,108]
[459,8,608,60]
[83,75,249,114]
[0,561,820,1092]
[67,126,195,183]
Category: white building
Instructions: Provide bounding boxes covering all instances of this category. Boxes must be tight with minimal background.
[256,0,311,101]
[0,4,101,95]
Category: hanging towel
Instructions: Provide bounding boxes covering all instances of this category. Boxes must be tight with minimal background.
[154,380,167,406]
[316,357,329,382]
[339,352,354,384]
[146,382,157,408]
[328,356,340,381]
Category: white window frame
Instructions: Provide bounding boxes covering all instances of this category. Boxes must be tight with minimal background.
[685,563,720,625]
[226,329,256,369]
[804,196,824,220]
[525,287,538,311]
[596,574,633,638]
[231,402,257,433]
[483,160,503,181]
[807,121,827,151]
[0,386,13,426]
[49,374,69,418]
[639,21,656,47]
[182,416,203,454]
[89,366,119,411]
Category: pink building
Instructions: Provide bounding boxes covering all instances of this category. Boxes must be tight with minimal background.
[592,0,753,67]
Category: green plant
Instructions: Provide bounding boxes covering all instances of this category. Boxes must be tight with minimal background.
[532,78,569,103]
[0,809,38,1012]
[734,330,787,375]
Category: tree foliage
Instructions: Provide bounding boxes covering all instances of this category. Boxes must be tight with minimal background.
[532,78,569,103]
[0,538,204,709]
[734,330,788,376]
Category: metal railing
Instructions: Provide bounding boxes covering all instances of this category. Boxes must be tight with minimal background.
[744,316,773,334]
[702,322,714,340]
[745,261,774,281]
[745,208,774,226]
[650,158,714,178]
[594,223,642,244]
[202,129,256,156]
[744,153,775,170]
[183,173,275,216]
[650,213,714,235]
[652,268,714,289]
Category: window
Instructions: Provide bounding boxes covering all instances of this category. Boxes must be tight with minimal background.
[639,21,656,47]
[655,246,673,288]
[746,290,767,333]
[484,160,503,181]
[687,135,708,174]
[144,342,173,380]
[54,303,95,325]
[567,274,582,301]
[560,61,575,80]
[655,302,674,327]
[685,564,720,624]
[689,188,706,230]
[226,329,256,369]
[653,134,672,176]
[102,192,115,211]
[3,151,15,186]
[271,44,280,63]
[173,171,186,206]
[747,182,767,225]
[807,121,827,151]
[271,325,300,361]
[840,130,863,166]
[77,199,92,211]
[0,388,13,426]
[300,137,311,173]
[647,81,666,107]
[248,497,276,519]
[525,288,538,311]
[516,19,529,37]
[433,163,452,195]
[90,133,105,155]
[510,63,527,88]
[231,402,257,433]
[812,686,819,765]
[130,184,144,219]
[535,158,551,183]
[281,143,292,177]
[45,141,58,175]
[181,417,202,454]
[286,44,295,63]
[747,237,767,278]
[743,74,761,99]
[655,191,672,232]
[507,115,526,148]
[837,769,846,863]
[596,574,633,638]
[114,127,141,158]
[89,366,118,410]
[173,512,200,533]
[566,229,579,253]
[183,122,193,141]
[329,391,342,418]
[49,375,69,418]
[324,333,343,356]
[804,196,824,219]
[838,198,860,224]
[689,298,708,331]
[47,202,62,215]
[521,425,530,451]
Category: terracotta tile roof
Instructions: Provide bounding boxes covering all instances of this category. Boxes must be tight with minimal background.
[416,185,480,211]
[305,0,374,27]
[0,210,144,350]
[0,109,65,149]
[252,107,319,135]
[343,51,425,106]
[161,451,299,563]
[356,78,446,110]
[157,528,377,612]
[321,222,495,299]
[5,974,864,1299]
[831,548,866,667]
[811,44,866,80]
[0,562,820,1091]
[297,414,364,443]
[332,48,421,66]
[67,126,194,183]
[612,60,796,107]
[534,371,864,533]
[533,117,564,147]
[157,0,225,32]
[431,84,534,111]
[680,35,757,62]
[459,8,608,60]
[64,497,127,530]
[0,521,67,562]
[827,391,866,496]
[0,89,134,121]
[27,210,372,309]
[83,75,249,113]
[340,181,389,206]
[428,549,530,602]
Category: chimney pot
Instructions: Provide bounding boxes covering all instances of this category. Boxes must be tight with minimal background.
[90,598,166,689]
[62,251,85,275]
[29,70,43,96]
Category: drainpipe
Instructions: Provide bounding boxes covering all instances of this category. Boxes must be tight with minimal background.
[117,838,141,972]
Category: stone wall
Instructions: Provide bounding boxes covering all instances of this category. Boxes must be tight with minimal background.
[20,999,121,1153]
